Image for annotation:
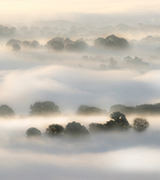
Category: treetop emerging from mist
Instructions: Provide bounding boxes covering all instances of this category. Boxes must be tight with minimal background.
[0,105,15,117]
[95,34,129,50]
[47,37,87,52]
[26,127,42,137]
[77,105,107,115]
[46,124,64,136]
[110,103,160,115]
[30,101,60,116]
[89,112,131,132]
[104,111,131,131]
[6,39,40,51]
[26,111,150,139]
[65,121,89,136]
[133,118,149,132]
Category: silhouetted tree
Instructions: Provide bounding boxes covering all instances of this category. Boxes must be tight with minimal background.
[133,118,149,132]
[0,105,15,117]
[105,111,130,130]
[65,121,89,136]
[46,124,64,136]
[26,127,42,137]
[30,101,60,116]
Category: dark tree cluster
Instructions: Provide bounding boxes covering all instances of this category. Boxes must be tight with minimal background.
[95,34,129,50]
[26,121,89,138]
[1,101,160,121]
[46,37,88,52]
[6,34,129,53]
[110,103,160,115]
[89,112,131,132]
[26,111,150,138]
[89,112,149,133]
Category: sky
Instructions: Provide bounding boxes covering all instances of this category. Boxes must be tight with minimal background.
[0,0,160,24]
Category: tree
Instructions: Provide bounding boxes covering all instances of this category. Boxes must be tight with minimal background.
[105,111,130,130]
[47,38,64,51]
[0,105,15,117]
[46,124,64,136]
[26,127,42,137]
[133,118,149,132]
[95,34,129,50]
[77,105,107,115]
[30,101,60,116]
[65,121,89,136]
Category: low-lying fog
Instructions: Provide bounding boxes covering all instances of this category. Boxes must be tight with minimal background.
[1,20,160,179]
[0,49,160,114]
[0,115,160,180]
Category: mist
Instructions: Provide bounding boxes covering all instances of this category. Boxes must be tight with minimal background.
[1,0,160,179]
[0,114,160,180]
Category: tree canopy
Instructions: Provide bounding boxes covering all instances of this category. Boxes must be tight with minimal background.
[133,118,149,132]
[30,101,60,116]
[77,105,107,115]
[95,34,129,50]
[0,105,15,117]
[26,127,42,137]
[46,124,64,136]
[104,111,131,131]
[65,121,89,136]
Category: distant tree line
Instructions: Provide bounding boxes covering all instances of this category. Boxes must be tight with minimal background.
[110,103,160,115]
[26,111,149,138]
[6,39,40,51]
[1,101,160,117]
[6,34,129,52]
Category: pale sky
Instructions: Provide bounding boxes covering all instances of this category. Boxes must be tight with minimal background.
[0,0,160,24]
